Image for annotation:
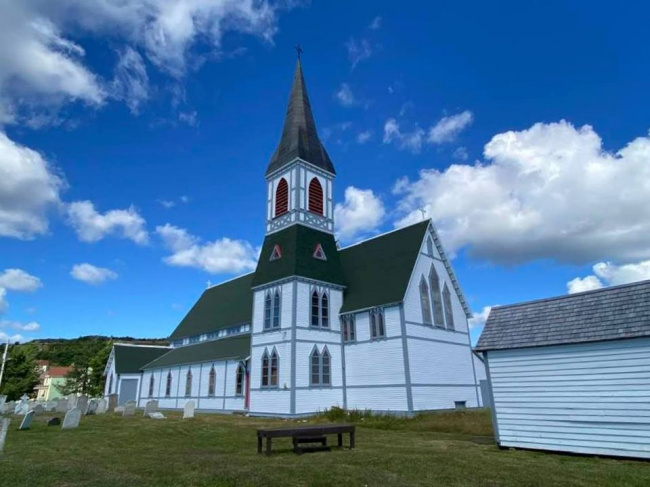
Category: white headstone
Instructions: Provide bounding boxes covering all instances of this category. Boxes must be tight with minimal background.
[114,406,124,414]
[183,400,195,419]
[67,395,78,410]
[76,395,89,414]
[122,401,136,417]
[0,395,6,410]
[85,399,99,415]
[56,398,69,413]
[0,418,10,454]
[62,407,82,429]
[46,400,57,412]
[32,404,44,414]
[96,398,107,414]
[143,400,158,417]
[148,412,166,419]
[14,397,29,416]
[19,410,35,430]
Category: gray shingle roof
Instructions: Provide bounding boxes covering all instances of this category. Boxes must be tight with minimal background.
[266,60,335,177]
[475,280,650,351]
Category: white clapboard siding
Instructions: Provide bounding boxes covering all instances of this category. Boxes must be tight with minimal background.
[487,336,650,459]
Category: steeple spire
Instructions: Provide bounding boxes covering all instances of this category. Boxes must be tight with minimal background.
[266,60,335,177]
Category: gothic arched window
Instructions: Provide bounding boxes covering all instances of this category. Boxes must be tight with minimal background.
[185,370,192,397]
[420,277,433,325]
[165,371,172,397]
[310,347,320,385]
[321,348,331,386]
[370,309,385,339]
[308,177,324,215]
[236,363,245,396]
[148,375,155,398]
[270,349,279,387]
[264,292,272,330]
[208,366,216,397]
[321,292,329,328]
[261,350,269,387]
[443,283,455,331]
[429,265,444,327]
[273,290,281,328]
[310,346,331,386]
[311,290,320,327]
[275,178,289,216]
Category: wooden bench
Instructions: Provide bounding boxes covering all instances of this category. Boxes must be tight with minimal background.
[257,423,355,455]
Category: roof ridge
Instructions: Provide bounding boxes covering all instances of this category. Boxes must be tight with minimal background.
[206,271,255,290]
[491,279,650,311]
[113,343,170,349]
[339,219,429,251]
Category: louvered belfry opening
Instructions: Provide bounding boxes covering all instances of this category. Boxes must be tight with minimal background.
[308,177,323,215]
[275,178,289,216]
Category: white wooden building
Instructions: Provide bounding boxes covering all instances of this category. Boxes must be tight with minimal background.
[106,59,484,417]
[476,280,650,459]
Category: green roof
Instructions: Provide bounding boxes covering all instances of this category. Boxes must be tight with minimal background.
[252,224,345,288]
[169,273,254,340]
[339,221,429,313]
[142,335,251,370]
[113,344,170,374]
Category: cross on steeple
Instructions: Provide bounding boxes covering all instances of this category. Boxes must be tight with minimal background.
[294,44,303,60]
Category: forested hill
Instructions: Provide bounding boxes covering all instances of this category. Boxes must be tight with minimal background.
[19,336,169,366]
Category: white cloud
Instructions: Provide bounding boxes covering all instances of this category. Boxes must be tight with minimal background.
[179,110,198,126]
[0,332,24,343]
[428,111,474,144]
[0,320,41,332]
[70,263,118,285]
[369,16,382,30]
[0,131,65,239]
[568,260,650,294]
[334,83,355,107]
[357,130,372,144]
[66,200,148,244]
[156,223,257,274]
[334,187,386,243]
[395,121,650,264]
[0,269,42,292]
[158,199,176,209]
[346,38,372,69]
[453,146,469,161]
[383,118,424,154]
[468,306,494,330]
[111,47,149,114]
[0,288,7,315]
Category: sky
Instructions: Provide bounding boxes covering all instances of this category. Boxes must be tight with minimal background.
[2,0,650,345]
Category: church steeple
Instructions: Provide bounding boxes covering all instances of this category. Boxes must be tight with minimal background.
[266,60,335,177]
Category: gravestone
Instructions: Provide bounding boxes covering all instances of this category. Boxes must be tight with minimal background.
[18,410,34,430]
[15,396,29,416]
[148,412,166,419]
[67,395,78,410]
[143,400,158,417]
[76,395,89,414]
[107,394,118,412]
[114,406,124,414]
[4,401,14,414]
[56,398,69,413]
[85,399,99,415]
[0,418,10,454]
[47,417,61,427]
[33,404,44,414]
[96,398,107,414]
[183,400,195,419]
[0,395,6,411]
[62,408,82,429]
[122,401,136,417]
[46,400,57,412]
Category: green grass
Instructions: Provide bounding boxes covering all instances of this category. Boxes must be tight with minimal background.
[1,409,648,487]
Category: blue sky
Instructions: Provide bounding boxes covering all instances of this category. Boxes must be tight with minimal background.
[1,1,650,345]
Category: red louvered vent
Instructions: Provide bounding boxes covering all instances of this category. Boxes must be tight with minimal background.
[308,178,323,215]
[275,178,289,217]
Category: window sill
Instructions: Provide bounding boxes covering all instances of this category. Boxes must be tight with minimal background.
[308,385,332,389]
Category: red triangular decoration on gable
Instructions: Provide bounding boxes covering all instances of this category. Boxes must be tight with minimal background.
[270,244,282,261]
[313,243,326,261]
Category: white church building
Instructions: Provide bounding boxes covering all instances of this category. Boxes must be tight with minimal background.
[104,60,484,416]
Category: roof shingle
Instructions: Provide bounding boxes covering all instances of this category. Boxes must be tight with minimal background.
[142,335,250,369]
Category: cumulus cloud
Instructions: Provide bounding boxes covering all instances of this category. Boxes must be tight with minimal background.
[395,121,650,265]
[66,200,148,244]
[428,111,474,144]
[334,83,355,107]
[334,187,386,243]
[0,332,24,343]
[0,132,65,239]
[383,118,425,154]
[369,16,382,30]
[70,263,118,285]
[156,223,257,274]
[357,130,372,144]
[0,288,7,315]
[0,269,42,292]
[346,38,372,69]
[0,320,41,332]
[468,306,493,330]
[111,47,149,114]
[567,260,650,294]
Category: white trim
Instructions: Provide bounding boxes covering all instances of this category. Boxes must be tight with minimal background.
[207,271,255,290]
[338,220,427,251]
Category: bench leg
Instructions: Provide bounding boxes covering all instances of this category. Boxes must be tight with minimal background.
[350,431,355,449]
[266,437,272,456]
[338,433,343,448]
[257,435,262,454]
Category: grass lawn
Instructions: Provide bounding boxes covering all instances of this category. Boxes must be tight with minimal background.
[1,409,649,487]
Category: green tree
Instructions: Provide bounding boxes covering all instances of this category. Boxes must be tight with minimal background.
[56,341,112,396]
[0,343,40,401]
[87,341,112,396]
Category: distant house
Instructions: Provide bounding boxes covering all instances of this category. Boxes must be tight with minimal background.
[35,364,72,401]
[476,280,650,460]
[103,343,170,405]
